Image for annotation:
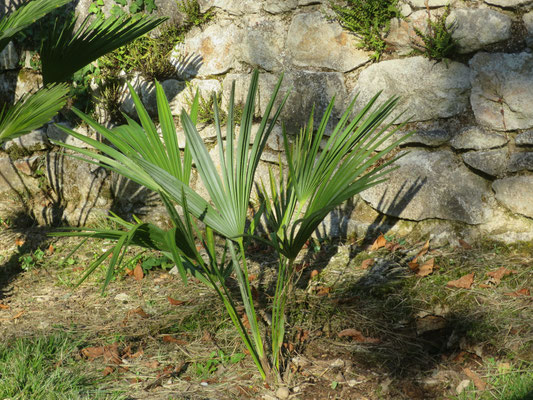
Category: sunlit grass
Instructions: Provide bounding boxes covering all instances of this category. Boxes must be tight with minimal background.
[0,333,126,399]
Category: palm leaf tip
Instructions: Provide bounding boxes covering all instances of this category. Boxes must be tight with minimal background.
[0,83,69,145]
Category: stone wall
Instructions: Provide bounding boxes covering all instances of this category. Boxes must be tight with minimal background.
[1,0,533,244]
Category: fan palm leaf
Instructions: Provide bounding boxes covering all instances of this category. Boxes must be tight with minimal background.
[40,13,166,84]
[0,0,71,53]
[0,84,69,145]
[262,94,411,260]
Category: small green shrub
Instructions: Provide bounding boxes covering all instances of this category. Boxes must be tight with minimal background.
[183,84,244,126]
[95,78,126,124]
[101,24,184,80]
[330,0,400,60]
[52,70,409,384]
[412,6,458,61]
[176,0,214,29]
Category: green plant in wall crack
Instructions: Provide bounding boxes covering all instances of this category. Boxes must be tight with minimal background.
[101,24,184,80]
[176,0,214,29]
[89,0,157,19]
[412,5,458,62]
[329,0,401,60]
[50,71,410,383]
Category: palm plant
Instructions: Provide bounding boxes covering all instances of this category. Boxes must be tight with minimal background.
[51,70,409,383]
[40,13,166,84]
[0,0,71,146]
[0,0,165,146]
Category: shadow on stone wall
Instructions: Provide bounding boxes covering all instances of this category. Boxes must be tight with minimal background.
[43,151,109,227]
[363,177,427,242]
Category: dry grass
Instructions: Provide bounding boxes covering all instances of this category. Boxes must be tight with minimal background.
[0,228,531,399]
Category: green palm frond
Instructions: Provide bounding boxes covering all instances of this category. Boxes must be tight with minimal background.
[40,13,167,84]
[0,0,72,53]
[262,93,411,259]
[0,84,69,145]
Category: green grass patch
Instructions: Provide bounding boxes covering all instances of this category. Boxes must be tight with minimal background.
[0,334,125,399]
[454,359,533,400]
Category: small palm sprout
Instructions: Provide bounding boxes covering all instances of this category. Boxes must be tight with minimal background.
[51,70,409,383]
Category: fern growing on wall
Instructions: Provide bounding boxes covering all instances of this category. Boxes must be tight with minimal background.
[330,0,400,61]
[412,5,458,62]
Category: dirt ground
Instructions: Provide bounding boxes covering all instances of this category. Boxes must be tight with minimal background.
[0,226,532,399]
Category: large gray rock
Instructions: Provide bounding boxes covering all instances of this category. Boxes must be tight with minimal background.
[0,156,39,220]
[462,149,509,177]
[298,0,324,4]
[508,152,533,172]
[240,17,287,71]
[47,123,98,149]
[170,20,242,77]
[4,128,49,152]
[493,176,533,219]
[44,152,112,226]
[263,0,298,13]
[0,71,17,104]
[15,69,42,101]
[450,126,508,150]
[198,0,262,15]
[0,42,19,70]
[448,9,512,54]
[402,129,451,147]
[484,0,533,7]
[0,155,39,195]
[286,11,370,72]
[352,56,471,123]
[118,73,151,117]
[140,79,186,117]
[375,128,451,151]
[360,150,494,224]
[516,131,533,146]
[223,71,348,133]
[470,52,533,131]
